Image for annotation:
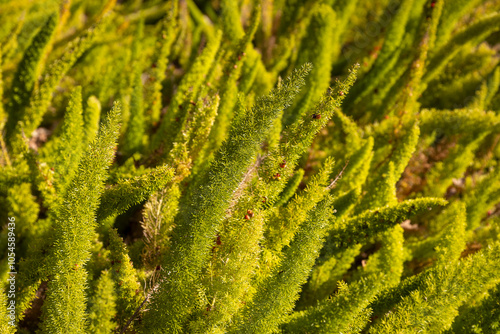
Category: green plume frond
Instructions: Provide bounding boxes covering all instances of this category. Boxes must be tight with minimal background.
[86,233,111,286]
[130,18,144,63]
[231,196,335,334]
[331,107,363,156]
[269,15,307,75]
[9,15,107,152]
[406,201,467,267]
[283,4,336,126]
[0,164,27,193]
[450,282,500,333]
[51,86,84,193]
[97,165,174,222]
[470,65,500,110]
[278,0,314,38]
[121,19,147,157]
[256,65,358,207]
[422,135,487,197]
[205,3,261,155]
[369,242,500,333]
[1,181,39,267]
[0,183,42,323]
[421,43,498,110]
[187,195,266,332]
[0,287,16,334]
[332,187,361,219]
[239,52,261,95]
[296,217,404,331]
[483,66,500,110]
[434,0,485,49]
[151,30,222,153]
[83,95,101,145]
[355,226,404,287]
[334,0,361,50]
[274,168,305,208]
[187,95,221,160]
[329,198,447,248]
[391,122,420,178]
[357,124,420,211]
[282,276,380,334]
[122,66,145,156]
[188,187,266,332]
[5,13,58,138]
[365,121,419,191]
[140,183,181,267]
[167,93,220,180]
[146,2,178,125]
[465,167,500,231]
[220,0,245,41]
[425,0,444,57]
[374,0,418,67]
[301,241,362,308]
[280,65,358,165]
[11,215,52,322]
[87,270,117,334]
[25,150,57,210]
[469,79,490,111]
[369,56,413,118]
[347,177,406,306]
[108,228,142,331]
[374,0,438,118]
[345,0,416,110]
[4,183,38,244]
[263,158,335,270]
[40,102,120,333]
[186,0,215,39]
[142,64,311,333]
[334,137,374,194]
[0,4,25,59]
[434,202,467,264]
[419,108,499,137]
[423,12,500,85]
[357,161,398,212]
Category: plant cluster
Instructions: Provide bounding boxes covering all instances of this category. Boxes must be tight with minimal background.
[0,0,500,333]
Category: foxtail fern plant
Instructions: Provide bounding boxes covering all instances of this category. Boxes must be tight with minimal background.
[1,0,500,333]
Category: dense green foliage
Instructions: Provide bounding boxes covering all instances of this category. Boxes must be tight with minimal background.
[1,0,500,333]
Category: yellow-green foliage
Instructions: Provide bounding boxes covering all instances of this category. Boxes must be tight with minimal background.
[84,95,101,144]
[5,13,58,137]
[40,103,121,333]
[45,86,84,193]
[87,270,117,334]
[0,1,499,333]
[108,228,142,331]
